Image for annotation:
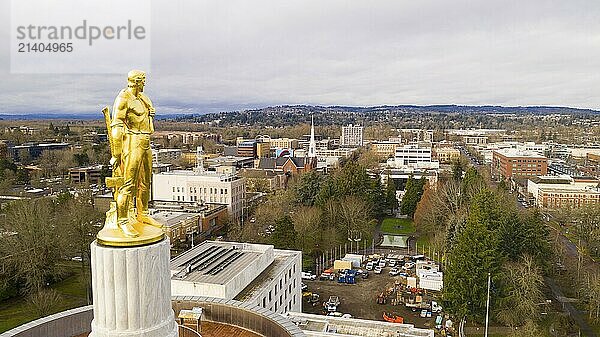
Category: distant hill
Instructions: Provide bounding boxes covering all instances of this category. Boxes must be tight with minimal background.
[168,104,600,129]
[3,104,598,121]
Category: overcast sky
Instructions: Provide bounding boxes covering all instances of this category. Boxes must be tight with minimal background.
[1,0,600,115]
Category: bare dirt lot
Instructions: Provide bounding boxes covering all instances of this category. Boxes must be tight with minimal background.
[301,271,440,330]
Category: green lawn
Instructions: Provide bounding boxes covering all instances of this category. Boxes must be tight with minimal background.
[381,217,415,234]
[0,264,90,333]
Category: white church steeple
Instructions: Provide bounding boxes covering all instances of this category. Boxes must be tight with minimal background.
[308,115,317,158]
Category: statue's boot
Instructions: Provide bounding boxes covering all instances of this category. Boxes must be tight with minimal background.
[118,219,140,237]
[138,212,165,229]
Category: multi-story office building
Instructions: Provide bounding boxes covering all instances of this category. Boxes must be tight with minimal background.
[69,165,105,184]
[340,124,364,147]
[258,136,300,150]
[152,148,182,164]
[170,241,302,314]
[151,202,228,246]
[527,175,600,209]
[370,141,402,158]
[9,142,70,162]
[463,136,488,146]
[433,147,460,164]
[152,170,246,221]
[389,144,439,170]
[491,148,548,180]
[237,140,258,158]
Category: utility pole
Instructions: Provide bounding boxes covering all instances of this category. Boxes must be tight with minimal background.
[485,272,491,337]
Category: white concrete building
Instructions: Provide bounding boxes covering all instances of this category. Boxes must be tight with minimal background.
[515,142,546,156]
[388,144,439,170]
[152,170,246,221]
[170,241,302,314]
[340,124,364,147]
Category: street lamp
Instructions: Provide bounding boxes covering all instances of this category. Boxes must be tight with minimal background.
[347,230,362,254]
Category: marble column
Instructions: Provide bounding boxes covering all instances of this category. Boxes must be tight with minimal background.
[89,239,178,337]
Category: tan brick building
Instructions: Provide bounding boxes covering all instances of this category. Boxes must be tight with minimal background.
[433,147,461,164]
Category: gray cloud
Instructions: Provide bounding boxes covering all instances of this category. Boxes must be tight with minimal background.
[1,0,600,115]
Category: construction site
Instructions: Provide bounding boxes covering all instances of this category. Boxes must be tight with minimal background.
[301,253,455,336]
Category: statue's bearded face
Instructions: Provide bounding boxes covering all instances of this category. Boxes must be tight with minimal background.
[128,75,146,92]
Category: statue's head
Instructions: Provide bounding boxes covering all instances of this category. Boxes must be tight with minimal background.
[127,69,146,92]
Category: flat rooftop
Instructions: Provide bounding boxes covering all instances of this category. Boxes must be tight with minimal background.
[287,312,434,337]
[494,148,546,159]
[171,241,263,285]
[151,211,200,228]
[190,321,262,337]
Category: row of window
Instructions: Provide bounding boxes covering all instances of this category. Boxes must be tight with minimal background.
[261,264,297,313]
[173,186,229,195]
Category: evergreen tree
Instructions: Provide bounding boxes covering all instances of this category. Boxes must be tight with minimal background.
[444,190,503,321]
[295,171,323,206]
[452,159,464,181]
[385,175,398,212]
[270,215,297,249]
[498,209,551,267]
[400,175,426,218]
[368,177,386,218]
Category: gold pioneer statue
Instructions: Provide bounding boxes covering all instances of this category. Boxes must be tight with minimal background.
[98,70,165,246]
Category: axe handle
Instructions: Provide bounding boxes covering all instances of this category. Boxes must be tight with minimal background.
[102,106,113,155]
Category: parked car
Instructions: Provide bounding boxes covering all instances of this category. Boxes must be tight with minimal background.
[374,266,383,274]
[388,259,397,267]
[402,262,415,271]
[420,309,428,318]
[389,267,400,276]
[365,262,374,271]
[320,272,335,281]
[378,260,387,268]
[301,282,308,291]
[302,272,317,280]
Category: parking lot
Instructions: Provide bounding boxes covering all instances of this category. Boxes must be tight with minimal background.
[301,259,444,330]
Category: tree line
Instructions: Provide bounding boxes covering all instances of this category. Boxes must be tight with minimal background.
[0,193,102,316]
[414,165,552,329]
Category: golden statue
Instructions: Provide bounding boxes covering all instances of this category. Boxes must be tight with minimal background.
[98,70,165,247]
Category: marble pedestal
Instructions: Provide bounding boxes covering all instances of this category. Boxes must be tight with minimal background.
[89,239,178,337]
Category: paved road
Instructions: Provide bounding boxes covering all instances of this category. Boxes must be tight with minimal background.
[545,277,597,337]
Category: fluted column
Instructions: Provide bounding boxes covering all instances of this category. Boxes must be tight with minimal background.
[89,239,178,337]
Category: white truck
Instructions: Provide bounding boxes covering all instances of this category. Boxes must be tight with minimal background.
[405,300,443,313]
[325,296,340,312]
